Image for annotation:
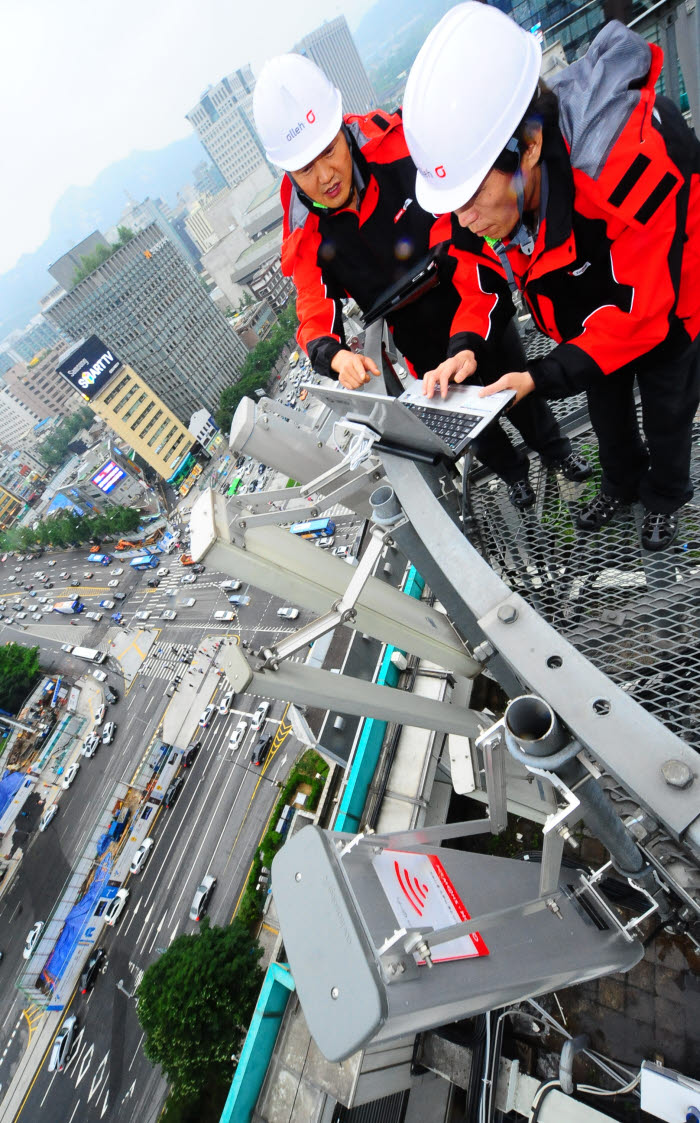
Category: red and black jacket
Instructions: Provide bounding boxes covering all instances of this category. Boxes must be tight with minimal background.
[280,110,468,378]
[441,31,700,399]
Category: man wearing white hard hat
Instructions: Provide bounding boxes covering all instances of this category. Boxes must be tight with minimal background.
[404,2,700,551]
[253,51,589,510]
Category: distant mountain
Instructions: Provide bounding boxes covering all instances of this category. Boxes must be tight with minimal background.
[354,0,457,65]
[0,133,205,341]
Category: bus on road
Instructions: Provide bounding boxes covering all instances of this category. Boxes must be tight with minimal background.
[71,647,107,664]
[130,554,159,571]
[86,553,111,565]
[289,517,336,539]
[227,477,243,497]
[53,598,83,615]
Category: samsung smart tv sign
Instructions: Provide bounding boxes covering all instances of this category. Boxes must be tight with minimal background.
[57,335,123,400]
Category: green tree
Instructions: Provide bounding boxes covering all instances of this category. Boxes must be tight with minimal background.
[136,919,263,1098]
[0,644,41,714]
[71,228,134,287]
[215,300,299,431]
[37,407,94,469]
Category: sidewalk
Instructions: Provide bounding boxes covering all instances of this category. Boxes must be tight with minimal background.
[106,624,159,687]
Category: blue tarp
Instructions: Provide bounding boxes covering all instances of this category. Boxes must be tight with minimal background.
[41,852,113,988]
[0,770,27,821]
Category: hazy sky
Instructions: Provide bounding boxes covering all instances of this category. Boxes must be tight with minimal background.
[0,0,371,276]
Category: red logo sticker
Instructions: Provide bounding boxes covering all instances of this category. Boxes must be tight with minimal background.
[435,165,446,178]
[306,109,316,124]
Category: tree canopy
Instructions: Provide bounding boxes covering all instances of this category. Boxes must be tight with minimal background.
[136,919,263,1098]
[0,643,41,715]
[71,226,134,287]
[215,301,298,432]
[0,504,142,554]
[36,406,94,469]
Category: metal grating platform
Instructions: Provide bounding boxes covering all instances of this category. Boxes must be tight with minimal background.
[469,333,700,752]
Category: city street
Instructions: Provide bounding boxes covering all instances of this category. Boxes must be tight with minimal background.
[0,506,367,1122]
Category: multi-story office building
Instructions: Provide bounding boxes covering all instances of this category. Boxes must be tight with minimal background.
[48,231,111,291]
[186,66,273,190]
[193,160,227,198]
[0,483,23,530]
[56,335,196,482]
[107,196,202,272]
[0,352,14,376]
[11,317,63,363]
[45,225,248,420]
[2,343,84,420]
[0,385,40,452]
[294,15,375,115]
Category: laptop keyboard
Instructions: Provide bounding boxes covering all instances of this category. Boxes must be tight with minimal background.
[402,401,481,450]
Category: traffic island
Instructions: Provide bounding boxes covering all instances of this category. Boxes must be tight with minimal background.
[105,625,159,687]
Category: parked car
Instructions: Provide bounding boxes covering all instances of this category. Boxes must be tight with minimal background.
[129,837,154,875]
[39,804,59,832]
[332,546,351,558]
[92,669,107,683]
[95,703,106,726]
[105,686,119,704]
[102,721,116,745]
[277,606,299,620]
[251,701,270,731]
[229,720,247,750]
[183,741,201,768]
[163,776,184,809]
[80,948,106,995]
[199,704,215,729]
[218,689,234,715]
[316,535,335,548]
[61,761,80,789]
[48,1015,78,1072]
[104,888,129,926]
[82,732,100,758]
[23,920,44,960]
[189,875,217,922]
[251,732,273,767]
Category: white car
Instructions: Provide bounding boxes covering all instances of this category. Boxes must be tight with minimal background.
[82,732,100,757]
[220,580,242,592]
[180,574,197,585]
[42,604,52,612]
[39,804,59,832]
[101,599,115,609]
[23,920,45,960]
[229,719,248,749]
[251,701,270,731]
[181,597,196,607]
[332,546,351,558]
[47,559,56,567]
[277,606,299,620]
[95,703,106,726]
[15,611,27,620]
[112,568,124,575]
[214,610,235,622]
[61,762,80,789]
[161,610,177,621]
[60,643,74,653]
[59,571,70,579]
[48,1015,77,1073]
[32,612,42,621]
[135,610,151,621]
[199,704,215,728]
[104,888,129,926]
[108,579,119,588]
[85,611,103,622]
[38,595,48,604]
[92,669,107,683]
[218,689,234,715]
[129,837,154,875]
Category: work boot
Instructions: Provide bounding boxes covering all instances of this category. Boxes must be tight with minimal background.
[641,510,679,552]
[507,478,535,510]
[549,451,594,482]
[576,491,623,531]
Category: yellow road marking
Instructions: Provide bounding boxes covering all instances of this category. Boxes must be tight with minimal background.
[15,987,80,1120]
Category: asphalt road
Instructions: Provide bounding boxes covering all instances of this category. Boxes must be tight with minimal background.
[0,502,369,1121]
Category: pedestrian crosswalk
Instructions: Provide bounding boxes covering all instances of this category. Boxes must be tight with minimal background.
[139,642,198,680]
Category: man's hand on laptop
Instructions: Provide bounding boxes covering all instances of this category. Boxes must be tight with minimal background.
[478,371,535,404]
[331,349,381,389]
[422,350,477,399]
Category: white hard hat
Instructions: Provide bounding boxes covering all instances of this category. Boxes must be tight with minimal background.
[253,53,343,172]
[403,2,542,214]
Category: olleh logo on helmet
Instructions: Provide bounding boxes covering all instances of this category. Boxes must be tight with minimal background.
[286,110,315,143]
[435,166,446,178]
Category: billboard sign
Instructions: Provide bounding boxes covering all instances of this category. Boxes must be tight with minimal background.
[57,335,123,401]
[91,460,126,494]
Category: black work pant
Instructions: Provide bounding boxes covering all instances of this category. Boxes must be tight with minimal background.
[471,320,571,483]
[586,335,700,513]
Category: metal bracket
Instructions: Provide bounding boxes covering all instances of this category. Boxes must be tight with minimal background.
[476,719,509,835]
[526,765,581,897]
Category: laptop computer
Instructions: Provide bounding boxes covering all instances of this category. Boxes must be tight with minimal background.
[304,379,515,463]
